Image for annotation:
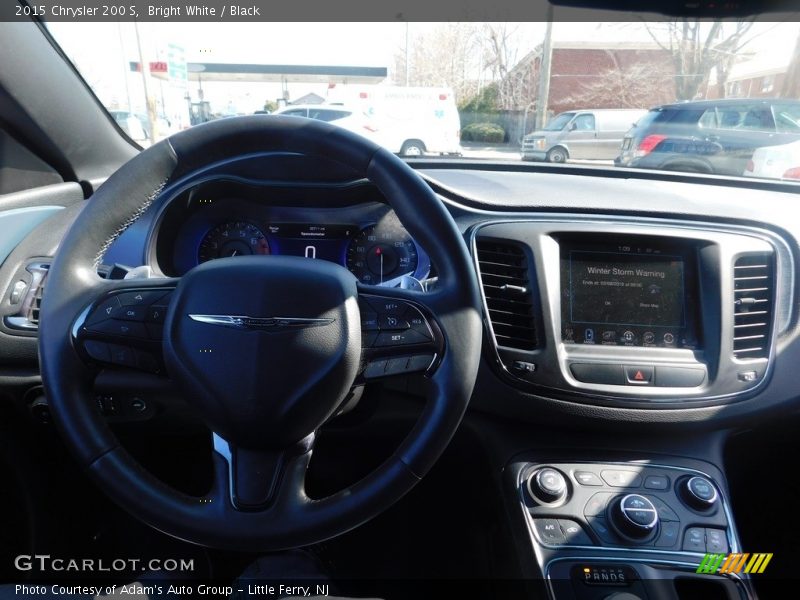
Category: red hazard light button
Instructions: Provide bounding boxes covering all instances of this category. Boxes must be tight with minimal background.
[625,366,654,385]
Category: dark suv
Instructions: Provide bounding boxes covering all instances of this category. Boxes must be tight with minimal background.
[616,98,800,175]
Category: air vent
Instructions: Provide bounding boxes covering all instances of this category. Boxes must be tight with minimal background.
[733,253,774,359]
[476,240,537,350]
[26,266,49,326]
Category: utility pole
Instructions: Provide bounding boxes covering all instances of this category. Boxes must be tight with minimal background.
[405,22,410,86]
[534,8,554,130]
[134,20,158,143]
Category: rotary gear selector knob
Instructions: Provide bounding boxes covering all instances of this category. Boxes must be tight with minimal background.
[610,494,659,539]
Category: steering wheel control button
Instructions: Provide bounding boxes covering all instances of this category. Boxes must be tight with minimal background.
[558,519,594,546]
[611,494,658,538]
[374,329,429,347]
[569,363,624,385]
[624,365,653,385]
[361,312,380,331]
[109,344,136,367]
[534,519,566,544]
[574,471,603,486]
[379,315,410,330]
[86,296,121,326]
[681,476,719,510]
[601,469,642,488]
[528,467,568,504]
[145,305,167,324]
[112,304,147,322]
[367,298,406,315]
[683,527,706,552]
[656,521,680,547]
[643,475,669,490]
[705,528,729,553]
[407,354,435,372]
[83,340,111,363]
[88,319,148,339]
[118,290,168,306]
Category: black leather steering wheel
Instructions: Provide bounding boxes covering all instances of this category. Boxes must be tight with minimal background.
[38,116,482,551]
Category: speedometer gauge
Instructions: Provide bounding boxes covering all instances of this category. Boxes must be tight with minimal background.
[198,221,270,263]
[346,224,418,285]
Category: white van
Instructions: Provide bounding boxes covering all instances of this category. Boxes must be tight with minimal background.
[521,108,647,162]
[328,86,462,156]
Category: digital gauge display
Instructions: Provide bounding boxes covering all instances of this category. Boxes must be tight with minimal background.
[197,221,270,263]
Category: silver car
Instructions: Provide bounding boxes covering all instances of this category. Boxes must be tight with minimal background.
[522,108,647,162]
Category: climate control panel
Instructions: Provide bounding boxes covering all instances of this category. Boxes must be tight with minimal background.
[520,463,730,554]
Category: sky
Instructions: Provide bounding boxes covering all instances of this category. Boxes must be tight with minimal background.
[46,21,800,123]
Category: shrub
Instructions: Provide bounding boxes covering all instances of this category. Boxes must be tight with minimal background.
[461,122,505,143]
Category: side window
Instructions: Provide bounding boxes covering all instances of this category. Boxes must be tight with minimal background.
[698,108,718,129]
[773,104,800,133]
[572,114,596,131]
[740,106,775,131]
[308,109,351,122]
[281,109,307,117]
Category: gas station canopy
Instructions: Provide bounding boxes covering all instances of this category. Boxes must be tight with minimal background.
[187,63,387,84]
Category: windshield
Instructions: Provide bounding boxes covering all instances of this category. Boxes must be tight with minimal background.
[46,20,800,182]
[542,113,575,131]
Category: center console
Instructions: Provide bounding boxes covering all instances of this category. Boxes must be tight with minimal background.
[509,459,753,600]
[472,218,784,407]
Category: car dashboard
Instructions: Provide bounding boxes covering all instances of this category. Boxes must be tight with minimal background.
[2,153,800,600]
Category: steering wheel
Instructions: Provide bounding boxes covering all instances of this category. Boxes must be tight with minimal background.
[38,116,482,551]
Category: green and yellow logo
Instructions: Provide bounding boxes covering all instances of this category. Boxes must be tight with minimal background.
[697,553,773,575]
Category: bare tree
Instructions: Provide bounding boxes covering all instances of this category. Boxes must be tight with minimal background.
[559,60,674,110]
[644,20,755,101]
[392,23,483,103]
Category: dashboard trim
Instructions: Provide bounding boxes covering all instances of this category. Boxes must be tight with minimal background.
[469,215,789,408]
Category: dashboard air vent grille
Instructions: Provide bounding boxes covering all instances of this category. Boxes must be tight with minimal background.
[26,265,49,326]
[733,253,773,359]
[476,240,537,350]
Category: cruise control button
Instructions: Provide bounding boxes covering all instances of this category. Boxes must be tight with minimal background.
[574,471,603,486]
[118,290,167,306]
[88,319,148,339]
[374,329,430,347]
[601,469,642,488]
[557,520,593,546]
[86,297,121,327]
[112,305,146,322]
[108,344,136,367]
[533,519,565,544]
[625,365,653,385]
[683,527,706,552]
[379,315,410,330]
[404,307,433,339]
[361,312,380,331]
[366,298,407,315]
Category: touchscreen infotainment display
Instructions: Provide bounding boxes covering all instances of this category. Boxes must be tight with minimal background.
[560,239,700,349]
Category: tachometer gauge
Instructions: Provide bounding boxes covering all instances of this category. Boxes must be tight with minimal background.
[346,224,418,285]
[197,221,270,263]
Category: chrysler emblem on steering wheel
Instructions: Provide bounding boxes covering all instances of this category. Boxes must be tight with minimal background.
[189,314,335,331]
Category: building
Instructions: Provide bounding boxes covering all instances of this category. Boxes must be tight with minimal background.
[507,41,675,116]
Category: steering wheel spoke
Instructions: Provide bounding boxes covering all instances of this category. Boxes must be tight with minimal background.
[356,287,445,381]
[73,279,179,375]
[212,433,313,512]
